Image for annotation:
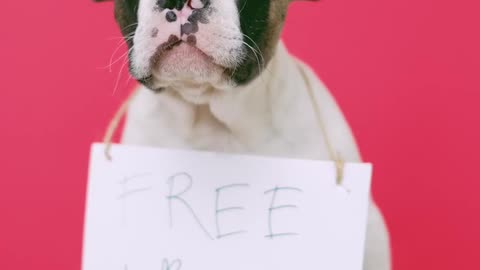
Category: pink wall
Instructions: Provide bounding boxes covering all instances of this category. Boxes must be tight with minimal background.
[1,1,479,269]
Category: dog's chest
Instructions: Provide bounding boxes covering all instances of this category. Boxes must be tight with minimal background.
[122,87,331,160]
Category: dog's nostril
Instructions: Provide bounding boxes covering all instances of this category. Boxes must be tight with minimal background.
[181,23,199,35]
[166,11,177,22]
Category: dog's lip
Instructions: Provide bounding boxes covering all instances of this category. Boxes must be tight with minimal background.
[150,37,218,68]
[183,42,214,62]
[149,37,182,66]
[138,37,233,90]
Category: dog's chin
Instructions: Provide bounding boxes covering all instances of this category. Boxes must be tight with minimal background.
[150,43,228,90]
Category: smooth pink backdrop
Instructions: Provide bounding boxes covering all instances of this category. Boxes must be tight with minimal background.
[1,1,479,269]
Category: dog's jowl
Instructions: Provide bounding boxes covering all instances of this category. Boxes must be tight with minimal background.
[95,0,392,269]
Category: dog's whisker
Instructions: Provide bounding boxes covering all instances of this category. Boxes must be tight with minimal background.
[95,36,131,71]
[124,73,134,86]
[242,33,265,67]
[103,51,129,71]
[112,46,134,96]
[238,0,248,15]
[105,36,135,72]
[121,23,139,33]
[112,55,130,96]
[242,33,274,78]
[243,35,270,78]
[228,64,239,81]
[109,45,134,68]
[106,35,133,41]
[242,41,264,82]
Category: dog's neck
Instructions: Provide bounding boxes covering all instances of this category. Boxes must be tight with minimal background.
[124,41,356,160]
[159,42,304,141]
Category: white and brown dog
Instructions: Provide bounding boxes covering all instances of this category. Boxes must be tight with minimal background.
[95,0,391,268]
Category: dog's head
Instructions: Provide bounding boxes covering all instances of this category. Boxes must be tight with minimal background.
[95,0,318,91]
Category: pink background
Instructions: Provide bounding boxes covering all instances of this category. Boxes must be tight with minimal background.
[1,1,479,269]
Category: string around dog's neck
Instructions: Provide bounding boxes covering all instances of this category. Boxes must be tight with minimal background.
[302,72,345,186]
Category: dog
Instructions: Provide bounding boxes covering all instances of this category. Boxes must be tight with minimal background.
[95,0,391,269]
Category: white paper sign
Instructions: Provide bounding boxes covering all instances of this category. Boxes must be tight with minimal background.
[83,143,372,270]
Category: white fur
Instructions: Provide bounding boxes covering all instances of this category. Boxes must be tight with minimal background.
[122,42,391,269]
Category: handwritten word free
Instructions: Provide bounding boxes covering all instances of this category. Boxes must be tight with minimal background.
[118,172,303,240]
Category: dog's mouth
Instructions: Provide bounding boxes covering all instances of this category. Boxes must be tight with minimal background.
[150,35,210,66]
[134,34,234,92]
